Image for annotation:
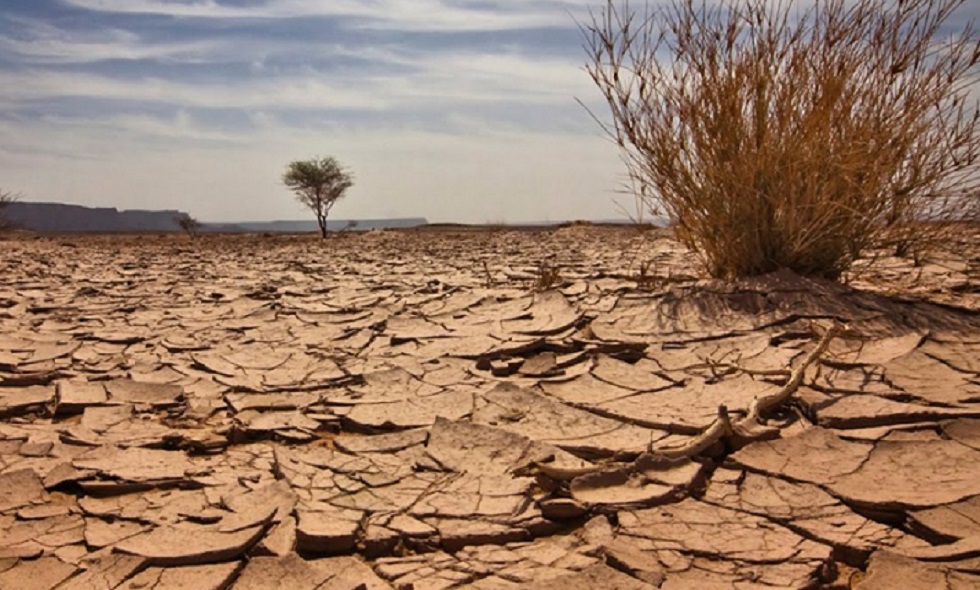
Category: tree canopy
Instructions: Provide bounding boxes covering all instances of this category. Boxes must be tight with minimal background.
[282,157,354,238]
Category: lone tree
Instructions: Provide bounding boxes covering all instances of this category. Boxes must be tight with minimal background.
[584,0,980,279]
[283,157,354,238]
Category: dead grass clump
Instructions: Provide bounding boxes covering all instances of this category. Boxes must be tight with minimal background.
[633,259,664,290]
[584,0,980,280]
[533,260,563,291]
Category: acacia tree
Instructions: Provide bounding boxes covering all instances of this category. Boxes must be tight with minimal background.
[282,157,354,238]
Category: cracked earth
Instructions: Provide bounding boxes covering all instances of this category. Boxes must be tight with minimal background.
[1,225,979,589]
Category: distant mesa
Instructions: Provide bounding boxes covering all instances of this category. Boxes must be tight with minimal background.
[3,201,428,233]
[5,201,184,233]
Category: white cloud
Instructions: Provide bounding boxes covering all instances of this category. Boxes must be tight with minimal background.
[59,0,597,32]
[0,45,593,114]
[0,16,220,64]
[35,110,243,144]
[0,69,393,111]
[0,15,432,67]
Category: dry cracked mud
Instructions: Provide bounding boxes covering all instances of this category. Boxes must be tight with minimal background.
[1,225,979,589]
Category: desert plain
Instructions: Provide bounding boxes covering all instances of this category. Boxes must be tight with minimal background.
[0,224,979,589]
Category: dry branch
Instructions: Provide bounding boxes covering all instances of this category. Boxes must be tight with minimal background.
[526,324,844,479]
[651,323,844,459]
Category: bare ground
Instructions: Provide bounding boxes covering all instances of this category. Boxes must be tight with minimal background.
[1,225,979,589]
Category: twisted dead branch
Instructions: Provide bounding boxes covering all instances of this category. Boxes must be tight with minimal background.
[527,323,844,479]
[651,323,843,459]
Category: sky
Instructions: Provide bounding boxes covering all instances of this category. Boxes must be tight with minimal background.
[0,0,630,224]
[1,1,977,224]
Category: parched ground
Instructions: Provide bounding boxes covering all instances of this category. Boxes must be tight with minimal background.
[1,225,979,590]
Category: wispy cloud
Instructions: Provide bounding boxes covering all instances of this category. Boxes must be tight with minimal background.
[59,0,597,32]
[0,7,596,115]
[0,15,222,64]
[0,69,392,111]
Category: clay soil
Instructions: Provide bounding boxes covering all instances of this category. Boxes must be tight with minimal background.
[1,225,979,590]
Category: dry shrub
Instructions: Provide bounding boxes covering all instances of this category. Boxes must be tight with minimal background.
[584,0,980,279]
[173,213,201,239]
[0,189,19,231]
[533,260,564,291]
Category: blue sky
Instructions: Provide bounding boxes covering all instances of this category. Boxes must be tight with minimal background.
[1,1,977,224]
[0,0,626,223]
